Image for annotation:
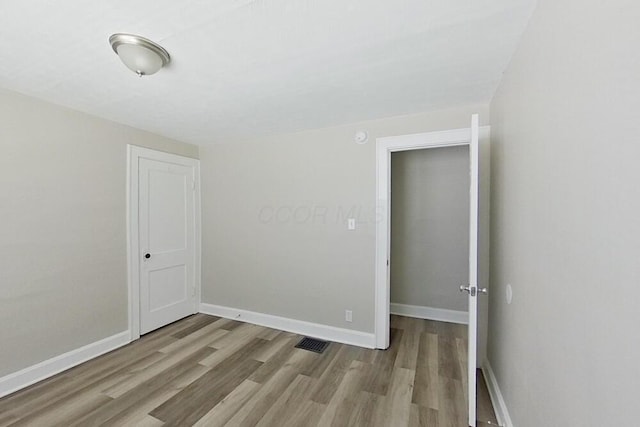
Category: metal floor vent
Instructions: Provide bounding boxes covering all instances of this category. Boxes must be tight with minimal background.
[295,337,330,353]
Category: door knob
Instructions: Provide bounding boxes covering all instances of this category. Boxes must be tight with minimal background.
[144,253,151,259]
[478,288,488,295]
[459,285,471,293]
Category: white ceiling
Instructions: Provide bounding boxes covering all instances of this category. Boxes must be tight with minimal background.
[0,0,536,145]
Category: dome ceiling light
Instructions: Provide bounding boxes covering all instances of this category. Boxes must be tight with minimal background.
[109,33,170,77]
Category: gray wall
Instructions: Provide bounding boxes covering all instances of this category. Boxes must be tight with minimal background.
[390,146,470,312]
[200,105,488,334]
[0,89,197,377]
[488,0,640,425]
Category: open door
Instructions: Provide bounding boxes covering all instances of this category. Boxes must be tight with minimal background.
[375,116,487,426]
[460,114,481,426]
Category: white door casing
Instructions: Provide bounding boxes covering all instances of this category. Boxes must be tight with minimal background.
[375,116,486,427]
[127,146,201,340]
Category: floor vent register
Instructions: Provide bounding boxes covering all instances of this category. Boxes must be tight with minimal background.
[295,337,330,353]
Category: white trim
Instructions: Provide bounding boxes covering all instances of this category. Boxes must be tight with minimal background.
[127,146,141,340]
[390,303,468,325]
[200,303,376,349]
[376,128,472,150]
[482,362,514,427]
[0,331,130,399]
[127,145,201,341]
[194,162,202,311]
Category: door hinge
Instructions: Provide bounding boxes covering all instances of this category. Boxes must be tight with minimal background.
[192,181,196,191]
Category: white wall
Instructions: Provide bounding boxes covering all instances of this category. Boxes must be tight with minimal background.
[0,89,197,377]
[488,0,640,425]
[200,105,488,334]
[390,146,470,312]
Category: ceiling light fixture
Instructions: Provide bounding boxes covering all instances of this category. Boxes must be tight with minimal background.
[109,33,170,77]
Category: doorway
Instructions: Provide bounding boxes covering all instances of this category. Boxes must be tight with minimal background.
[390,145,470,324]
[374,115,489,426]
[127,145,201,340]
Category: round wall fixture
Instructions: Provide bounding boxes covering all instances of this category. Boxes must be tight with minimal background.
[354,130,369,144]
[109,33,171,77]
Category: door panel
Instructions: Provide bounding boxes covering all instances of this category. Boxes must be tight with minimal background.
[467,113,480,426]
[139,158,196,335]
[149,265,187,311]
[148,169,187,252]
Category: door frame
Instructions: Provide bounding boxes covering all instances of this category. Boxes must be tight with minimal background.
[126,145,202,341]
[374,127,476,349]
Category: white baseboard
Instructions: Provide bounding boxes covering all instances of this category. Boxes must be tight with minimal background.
[200,303,376,349]
[390,303,468,324]
[482,361,513,427]
[0,331,130,399]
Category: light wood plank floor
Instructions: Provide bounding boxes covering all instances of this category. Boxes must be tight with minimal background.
[0,314,498,426]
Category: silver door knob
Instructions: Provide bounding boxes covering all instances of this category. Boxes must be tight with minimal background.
[478,287,488,295]
[459,285,471,293]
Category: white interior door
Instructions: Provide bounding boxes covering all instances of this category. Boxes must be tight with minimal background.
[465,113,480,426]
[137,151,198,335]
